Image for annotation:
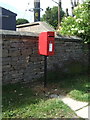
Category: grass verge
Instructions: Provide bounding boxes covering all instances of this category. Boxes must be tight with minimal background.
[2,83,77,118]
[2,73,89,118]
[47,72,90,102]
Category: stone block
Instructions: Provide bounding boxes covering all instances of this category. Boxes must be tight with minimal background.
[1,30,88,84]
[2,49,8,57]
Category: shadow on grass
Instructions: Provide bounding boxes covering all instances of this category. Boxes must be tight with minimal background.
[44,70,90,102]
[2,70,89,118]
[2,81,78,118]
[2,82,45,112]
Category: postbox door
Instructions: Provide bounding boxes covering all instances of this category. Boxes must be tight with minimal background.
[39,32,47,55]
[47,38,54,55]
[38,31,55,56]
[47,32,55,55]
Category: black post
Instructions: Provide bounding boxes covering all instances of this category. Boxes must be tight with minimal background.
[44,55,47,88]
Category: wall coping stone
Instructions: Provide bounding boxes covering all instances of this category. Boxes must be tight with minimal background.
[0,30,39,38]
[55,35,82,42]
[0,29,82,42]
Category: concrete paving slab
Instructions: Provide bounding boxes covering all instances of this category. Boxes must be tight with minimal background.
[60,96,88,111]
[50,94,89,119]
[76,106,89,119]
[88,106,90,120]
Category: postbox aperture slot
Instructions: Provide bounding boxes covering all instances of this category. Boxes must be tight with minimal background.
[48,36,54,37]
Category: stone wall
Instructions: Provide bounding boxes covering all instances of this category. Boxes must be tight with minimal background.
[0,30,88,84]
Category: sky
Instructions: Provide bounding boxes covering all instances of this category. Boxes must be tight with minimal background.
[0,0,83,23]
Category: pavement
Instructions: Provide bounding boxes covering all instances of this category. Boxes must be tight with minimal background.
[50,94,90,119]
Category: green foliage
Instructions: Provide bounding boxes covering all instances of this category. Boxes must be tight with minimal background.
[16,18,29,25]
[59,0,90,43]
[69,89,90,102]
[41,6,65,29]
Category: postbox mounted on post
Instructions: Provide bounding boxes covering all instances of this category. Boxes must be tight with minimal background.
[38,31,55,88]
[38,31,55,56]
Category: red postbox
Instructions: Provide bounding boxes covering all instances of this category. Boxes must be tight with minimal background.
[38,31,55,56]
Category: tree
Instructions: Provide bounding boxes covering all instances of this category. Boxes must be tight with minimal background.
[16,18,29,25]
[59,0,90,43]
[41,6,65,29]
[59,0,90,74]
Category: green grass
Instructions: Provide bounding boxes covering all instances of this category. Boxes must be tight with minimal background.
[2,73,89,118]
[47,72,90,102]
[67,75,90,102]
[2,83,76,118]
[69,89,89,102]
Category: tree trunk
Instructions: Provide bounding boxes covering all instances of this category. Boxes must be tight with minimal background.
[88,43,90,76]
